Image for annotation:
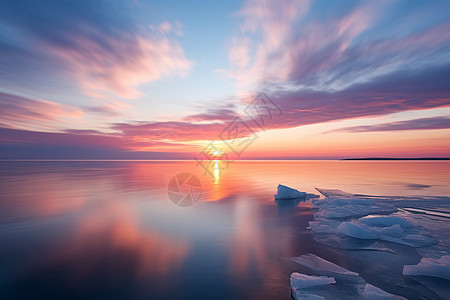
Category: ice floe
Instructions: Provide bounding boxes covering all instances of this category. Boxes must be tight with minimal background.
[312,197,397,219]
[336,222,379,239]
[362,284,406,300]
[359,216,414,228]
[290,254,406,300]
[315,188,354,197]
[291,253,359,277]
[308,189,438,249]
[274,184,307,199]
[403,255,450,280]
[402,255,450,299]
[278,185,449,299]
[308,217,397,252]
[274,184,319,200]
[308,219,339,234]
[290,273,336,289]
[402,208,450,219]
[333,219,438,247]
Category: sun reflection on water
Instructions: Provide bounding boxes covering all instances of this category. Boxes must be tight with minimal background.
[213,160,220,184]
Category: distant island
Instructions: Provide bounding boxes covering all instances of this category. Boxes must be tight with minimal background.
[343,157,450,160]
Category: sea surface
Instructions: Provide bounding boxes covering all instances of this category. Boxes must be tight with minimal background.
[0,160,449,299]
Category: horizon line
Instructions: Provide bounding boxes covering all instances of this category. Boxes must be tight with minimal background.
[0,157,449,162]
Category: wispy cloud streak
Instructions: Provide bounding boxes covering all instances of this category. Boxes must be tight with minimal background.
[0,92,83,128]
[329,116,450,133]
[0,0,193,99]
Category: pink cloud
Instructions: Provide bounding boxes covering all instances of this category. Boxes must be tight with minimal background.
[222,0,311,87]
[224,1,450,95]
[329,116,450,133]
[0,92,84,129]
[51,24,193,99]
[0,126,195,156]
[113,121,227,142]
[224,0,384,89]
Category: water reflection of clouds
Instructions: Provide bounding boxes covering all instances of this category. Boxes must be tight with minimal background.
[62,200,190,280]
[0,161,449,298]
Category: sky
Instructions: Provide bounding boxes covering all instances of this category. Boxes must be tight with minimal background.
[0,0,449,159]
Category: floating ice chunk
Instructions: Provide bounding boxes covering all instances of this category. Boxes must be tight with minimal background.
[308,218,342,235]
[393,234,438,247]
[316,206,396,219]
[292,294,325,300]
[274,184,307,200]
[291,253,359,277]
[290,269,405,299]
[303,192,447,299]
[310,197,437,248]
[403,207,450,218]
[308,221,335,234]
[316,207,361,219]
[313,197,375,206]
[375,224,403,237]
[290,272,336,289]
[362,284,406,300]
[334,221,437,247]
[315,188,354,197]
[310,232,397,253]
[336,222,378,239]
[378,233,438,248]
[312,197,397,219]
[359,216,414,228]
[403,255,450,280]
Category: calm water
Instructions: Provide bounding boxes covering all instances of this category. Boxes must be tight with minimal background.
[0,161,449,299]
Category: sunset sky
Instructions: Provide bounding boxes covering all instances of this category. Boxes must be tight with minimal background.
[0,0,449,159]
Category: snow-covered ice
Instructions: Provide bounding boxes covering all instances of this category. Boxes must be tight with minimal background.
[403,255,450,280]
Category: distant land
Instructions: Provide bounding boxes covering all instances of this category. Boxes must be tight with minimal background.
[343,157,450,160]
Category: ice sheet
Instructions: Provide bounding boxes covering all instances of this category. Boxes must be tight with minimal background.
[300,188,449,299]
